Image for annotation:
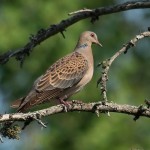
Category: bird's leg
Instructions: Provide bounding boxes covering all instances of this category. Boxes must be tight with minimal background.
[58,96,83,111]
[58,98,69,106]
[58,97,71,112]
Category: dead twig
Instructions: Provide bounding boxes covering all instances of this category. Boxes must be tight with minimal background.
[97,30,150,101]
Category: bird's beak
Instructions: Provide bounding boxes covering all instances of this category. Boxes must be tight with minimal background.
[97,42,103,47]
[94,40,103,47]
[96,40,103,47]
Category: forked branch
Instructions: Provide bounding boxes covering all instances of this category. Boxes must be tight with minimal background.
[97,30,150,101]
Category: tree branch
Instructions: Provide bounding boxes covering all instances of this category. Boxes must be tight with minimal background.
[0,0,150,66]
[0,100,150,140]
[97,30,150,101]
[0,101,150,124]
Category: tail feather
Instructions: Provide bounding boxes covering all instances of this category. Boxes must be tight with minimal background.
[10,97,24,108]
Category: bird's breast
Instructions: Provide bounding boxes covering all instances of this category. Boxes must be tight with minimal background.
[74,47,94,89]
[77,58,94,88]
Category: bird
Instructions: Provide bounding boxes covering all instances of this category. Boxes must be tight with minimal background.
[11,31,102,112]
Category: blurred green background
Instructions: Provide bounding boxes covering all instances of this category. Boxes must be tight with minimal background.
[0,0,150,150]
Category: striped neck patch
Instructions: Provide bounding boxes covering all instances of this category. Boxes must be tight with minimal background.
[78,43,88,49]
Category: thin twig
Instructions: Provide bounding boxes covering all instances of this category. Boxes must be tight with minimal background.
[33,117,47,128]
[0,134,4,143]
[97,30,150,101]
[68,8,92,15]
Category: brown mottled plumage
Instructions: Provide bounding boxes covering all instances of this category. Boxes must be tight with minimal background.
[11,31,102,112]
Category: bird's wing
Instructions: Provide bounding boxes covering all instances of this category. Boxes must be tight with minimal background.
[35,51,88,91]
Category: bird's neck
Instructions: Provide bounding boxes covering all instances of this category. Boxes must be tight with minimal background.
[76,43,88,49]
[75,42,94,65]
[75,40,92,49]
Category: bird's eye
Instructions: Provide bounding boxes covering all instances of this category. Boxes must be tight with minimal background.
[90,33,94,37]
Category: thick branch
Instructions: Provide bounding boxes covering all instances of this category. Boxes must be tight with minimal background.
[0,0,150,65]
[0,101,150,123]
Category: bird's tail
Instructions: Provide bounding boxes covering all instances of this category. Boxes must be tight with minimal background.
[10,97,25,109]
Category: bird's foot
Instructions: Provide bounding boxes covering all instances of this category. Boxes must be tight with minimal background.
[58,98,71,112]
[58,99,83,112]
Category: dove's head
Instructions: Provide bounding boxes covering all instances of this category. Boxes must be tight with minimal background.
[79,31,102,47]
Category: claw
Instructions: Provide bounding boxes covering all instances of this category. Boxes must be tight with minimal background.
[58,98,71,112]
[61,104,68,112]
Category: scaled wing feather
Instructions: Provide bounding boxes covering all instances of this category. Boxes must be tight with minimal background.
[36,52,88,91]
